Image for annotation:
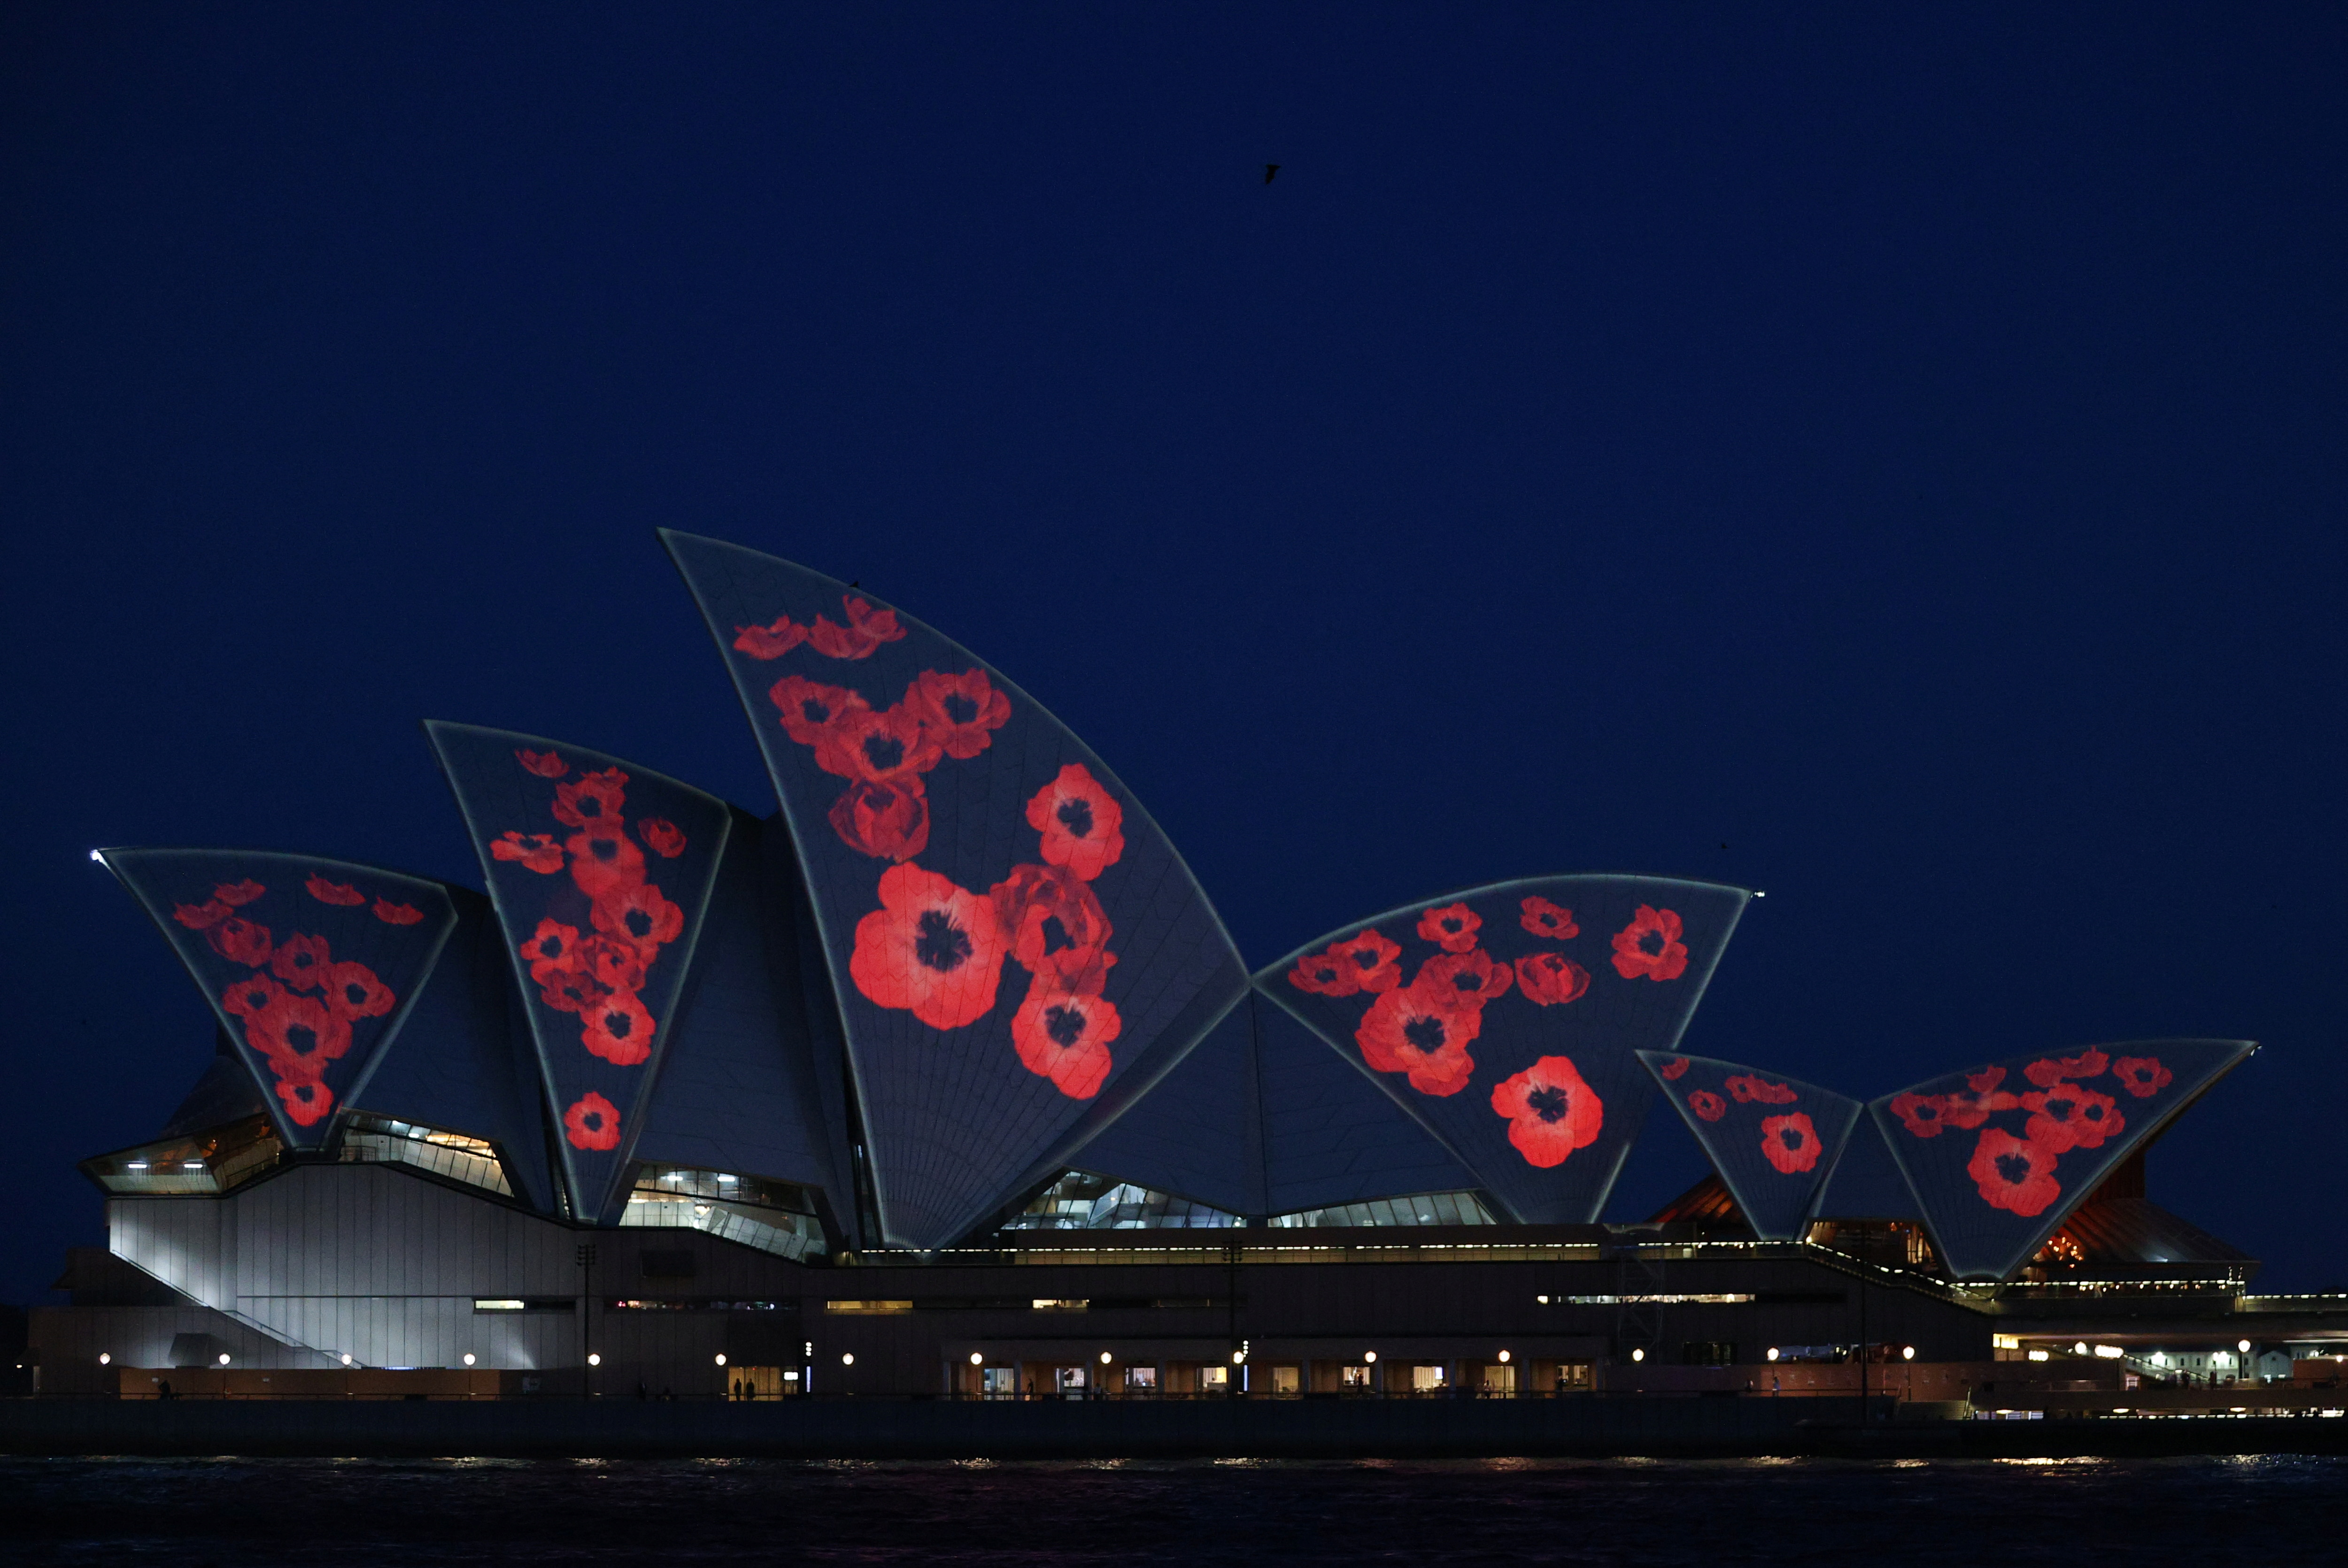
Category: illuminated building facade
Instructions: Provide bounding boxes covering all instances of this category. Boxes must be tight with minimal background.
[30,536,2312,1402]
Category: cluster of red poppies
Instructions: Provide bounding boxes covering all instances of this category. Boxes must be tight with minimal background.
[733,592,1015,867]
[172,875,409,1128]
[1286,897,1693,1168]
[491,750,691,1152]
[847,764,1129,1099]
[1888,1050,2169,1217]
[1660,1060,1824,1176]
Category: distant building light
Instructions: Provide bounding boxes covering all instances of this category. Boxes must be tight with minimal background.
[715,1354,727,1367]
[970,1353,983,1366]
[183,1161,205,1170]
[1768,1348,1780,1362]
[1902,1346,1915,1361]
[2093,1345,2123,1360]
[1631,1348,1645,1363]
[2240,1340,2253,1354]
[842,1353,854,1366]
[462,1353,476,1367]
[217,1353,230,1365]
[2074,1342,2089,1355]
[98,1353,110,1366]
[2028,1350,2050,1362]
[717,1175,737,1185]
[340,1354,353,1366]
[88,850,105,864]
[1100,1352,1112,1365]
[126,1162,147,1171]
[1363,1352,1377,1364]
[1497,1350,1511,1364]
[587,1353,601,1367]
[474,1300,527,1312]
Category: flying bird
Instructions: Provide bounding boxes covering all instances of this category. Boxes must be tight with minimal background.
[1264,163,1280,184]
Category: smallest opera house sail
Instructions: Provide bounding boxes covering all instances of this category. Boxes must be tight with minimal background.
[1871,1039,2254,1281]
[425,722,734,1224]
[1637,1053,1862,1242]
[101,850,458,1147]
[663,530,1250,1251]
[1265,878,1748,1225]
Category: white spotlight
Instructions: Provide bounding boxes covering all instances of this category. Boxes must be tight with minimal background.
[1902,1346,1915,1360]
[715,1354,727,1367]
[98,1353,110,1366]
[217,1353,231,1365]
[587,1353,601,1367]
[1099,1352,1112,1365]
[1363,1351,1377,1364]
[969,1353,983,1366]
[88,850,105,864]
[842,1353,854,1366]
[1631,1348,1645,1363]
[462,1353,476,1367]
[340,1354,353,1366]
[1497,1350,1510,1364]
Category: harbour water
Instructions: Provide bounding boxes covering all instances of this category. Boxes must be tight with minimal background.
[3,1453,2343,1565]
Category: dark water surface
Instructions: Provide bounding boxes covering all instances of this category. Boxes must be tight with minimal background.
[4,1454,2343,1565]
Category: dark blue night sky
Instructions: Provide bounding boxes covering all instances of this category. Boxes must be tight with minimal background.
[5,5,2343,1304]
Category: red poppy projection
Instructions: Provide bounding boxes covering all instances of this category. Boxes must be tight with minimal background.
[1267,876,1750,1226]
[1873,1039,2254,1280]
[104,850,456,1147]
[665,530,1251,1251]
[1637,1052,1862,1242]
[428,721,731,1218]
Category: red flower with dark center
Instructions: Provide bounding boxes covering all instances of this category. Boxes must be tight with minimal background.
[270,933,332,991]
[2024,1050,2110,1089]
[1514,951,1591,1006]
[372,899,424,926]
[767,675,870,747]
[1760,1112,1823,1175]
[849,863,1006,1029]
[592,881,685,958]
[991,862,1116,994]
[564,1092,622,1152]
[552,767,629,829]
[806,595,907,660]
[305,875,366,906]
[2021,1082,2124,1153]
[1968,1127,2063,1216]
[221,973,286,1020]
[537,968,611,1016]
[1941,1088,2019,1130]
[1491,1055,1605,1168]
[580,935,649,995]
[518,919,583,981]
[322,961,394,1021]
[638,818,687,859]
[515,748,568,778]
[1287,946,1359,996]
[244,990,352,1075]
[1025,764,1125,880]
[733,616,807,660]
[207,917,273,967]
[1659,1056,1690,1080]
[813,702,941,786]
[1966,1066,2006,1094]
[1519,897,1579,940]
[1726,1073,1797,1106]
[1416,948,1514,1007]
[1011,985,1121,1099]
[275,1077,334,1128]
[1688,1089,1728,1122]
[174,899,229,930]
[580,989,656,1065]
[2111,1056,2173,1099]
[564,826,646,901]
[1611,905,1689,981]
[215,880,266,907]
[1354,985,1480,1096]
[1329,930,1403,993]
[909,669,1012,760]
[1417,904,1482,953]
[1889,1092,1951,1138]
[491,831,566,874]
[828,777,931,862]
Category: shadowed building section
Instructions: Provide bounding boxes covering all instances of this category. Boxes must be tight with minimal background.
[425,722,734,1223]
[662,531,1248,1249]
[1870,1038,2255,1281]
[1638,1053,1861,1242]
[1262,876,1748,1224]
[98,850,458,1149]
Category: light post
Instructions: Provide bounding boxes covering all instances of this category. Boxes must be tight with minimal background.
[575,1242,598,1397]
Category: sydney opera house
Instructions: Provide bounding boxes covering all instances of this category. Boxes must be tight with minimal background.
[29,534,2312,1403]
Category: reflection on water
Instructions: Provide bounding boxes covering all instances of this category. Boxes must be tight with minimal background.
[3,1454,2344,1565]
